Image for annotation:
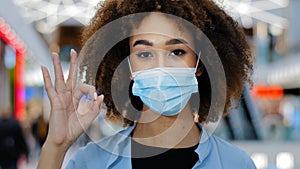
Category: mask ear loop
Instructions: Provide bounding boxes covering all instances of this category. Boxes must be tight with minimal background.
[194,51,201,73]
[127,57,133,75]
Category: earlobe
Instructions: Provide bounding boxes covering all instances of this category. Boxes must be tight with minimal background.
[130,75,134,80]
[195,69,202,77]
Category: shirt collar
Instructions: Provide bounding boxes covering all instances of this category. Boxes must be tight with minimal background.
[194,123,212,165]
[103,123,212,168]
[101,125,135,168]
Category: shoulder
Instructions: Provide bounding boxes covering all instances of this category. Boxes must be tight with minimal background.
[208,135,256,168]
[65,126,132,169]
[65,139,111,169]
[210,135,247,155]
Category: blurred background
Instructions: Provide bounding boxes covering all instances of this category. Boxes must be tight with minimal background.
[0,0,299,169]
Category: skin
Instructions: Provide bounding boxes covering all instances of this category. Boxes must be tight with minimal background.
[38,50,104,169]
[37,12,201,169]
[130,12,201,148]
[129,13,197,72]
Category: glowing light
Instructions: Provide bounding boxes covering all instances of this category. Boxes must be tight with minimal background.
[251,153,268,169]
[13,0,99,33]
[269,25,283,36]
[15,0,289,32]
[251,84,283,100]
[214,0,289,29]
[276,152,294,169]
[237,3,250,15]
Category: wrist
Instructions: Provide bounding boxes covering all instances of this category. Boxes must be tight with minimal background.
[42,138,70,154]
[37,139,70,169]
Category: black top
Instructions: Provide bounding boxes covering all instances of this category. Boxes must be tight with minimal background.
[0,118,29,168]
[131,139,199,169]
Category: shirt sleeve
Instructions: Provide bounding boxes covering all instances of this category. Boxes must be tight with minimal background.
[64,148,87,169]
[65,159,75,169]
[246,156,257,169]
[63,141,110,169]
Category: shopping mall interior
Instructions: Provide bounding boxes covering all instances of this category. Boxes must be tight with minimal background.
[0,0,300,169]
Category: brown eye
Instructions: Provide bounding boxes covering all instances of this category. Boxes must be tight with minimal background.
[170,49,186,56]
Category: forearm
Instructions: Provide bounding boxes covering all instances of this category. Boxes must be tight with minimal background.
[37,140,69,169]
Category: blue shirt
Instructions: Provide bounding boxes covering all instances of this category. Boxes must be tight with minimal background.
[65,124,257,169]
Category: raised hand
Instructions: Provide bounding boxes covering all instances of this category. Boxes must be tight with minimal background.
[41,49,103,150]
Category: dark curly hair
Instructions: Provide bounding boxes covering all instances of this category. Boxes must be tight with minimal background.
[79,0,253,127]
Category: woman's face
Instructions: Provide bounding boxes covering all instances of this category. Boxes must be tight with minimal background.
[129,12,197,72]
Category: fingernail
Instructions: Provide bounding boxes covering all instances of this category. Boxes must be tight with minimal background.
[70,49,76,55]
[100,94,104,100]
[94,92,98,100]
[51,52,57,59]
[41,65,46,71]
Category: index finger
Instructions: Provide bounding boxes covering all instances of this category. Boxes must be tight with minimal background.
[41,66,56,99]
[73,84,97,110]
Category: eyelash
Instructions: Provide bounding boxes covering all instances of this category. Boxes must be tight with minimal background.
[136,49,186,58]
[136,51,152,58]
[170,49,186,56]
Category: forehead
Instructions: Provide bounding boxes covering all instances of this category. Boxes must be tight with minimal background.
[130,12,193,45]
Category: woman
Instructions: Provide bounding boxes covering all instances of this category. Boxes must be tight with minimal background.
[38,0,256,168]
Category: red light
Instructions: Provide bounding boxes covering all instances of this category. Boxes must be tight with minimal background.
[6,32,15,41]
[1,26,9,36]
[251,84,284,100]
[0,21,4,28]
[15,43,24,51]
[0,18,26,121]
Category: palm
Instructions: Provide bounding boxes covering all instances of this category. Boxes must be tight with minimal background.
[41,50,103,148]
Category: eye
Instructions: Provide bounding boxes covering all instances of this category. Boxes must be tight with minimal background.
[136,51,153,58]
[170,49,186,56]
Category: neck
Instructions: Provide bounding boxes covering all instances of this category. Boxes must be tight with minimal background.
[132,104,201,149]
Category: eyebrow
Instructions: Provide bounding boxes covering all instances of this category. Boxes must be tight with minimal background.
[133,40,153,47]
[165,38,188,45]
[132,38,188,47]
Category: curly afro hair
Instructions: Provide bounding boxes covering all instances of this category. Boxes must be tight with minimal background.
[79,0,253,127]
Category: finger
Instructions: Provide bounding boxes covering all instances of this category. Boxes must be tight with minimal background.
[41,66,57,99]
[52,52,67,93]
[66,49,78,90]
[96,94,104,107]
[78,95,104,129]
[73,84,97,109]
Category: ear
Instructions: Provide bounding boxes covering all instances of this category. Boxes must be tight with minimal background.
[195,68,203,77]
[130,75,133,80]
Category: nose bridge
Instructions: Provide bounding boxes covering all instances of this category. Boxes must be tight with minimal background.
[156,49,167,67]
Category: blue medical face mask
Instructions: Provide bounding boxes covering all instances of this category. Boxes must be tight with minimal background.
[129,56,200,116]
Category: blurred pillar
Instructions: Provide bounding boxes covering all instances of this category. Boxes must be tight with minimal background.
[0,39,10,112]
[287,0,300,53]
[15,49,26,120]
[255,22,270,64]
